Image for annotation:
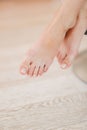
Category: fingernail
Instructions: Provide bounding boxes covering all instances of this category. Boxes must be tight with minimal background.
[21,68,27,74]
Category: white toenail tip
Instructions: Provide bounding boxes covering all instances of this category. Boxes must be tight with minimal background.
[61,64,66,69]
[21,68,27,74]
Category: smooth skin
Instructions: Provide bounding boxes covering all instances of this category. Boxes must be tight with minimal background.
[57,0,87,69]
[20,0,86,77]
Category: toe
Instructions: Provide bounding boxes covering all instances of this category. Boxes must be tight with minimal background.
[20,54,33,75]
[20,66,28,75]
[36,64,48,76]
[63,52,77,69]
[57,52,61,63]
[20,61,29,75]
[59,54,64,64]
[33,66,40,77]
[28,65,36,77]
[57,49,67,65]
[60,50,77,69]
[43,64,48,72]
[61,56,71,69]
[38,67,43,76]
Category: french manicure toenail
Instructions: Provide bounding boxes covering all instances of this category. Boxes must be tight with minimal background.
[61,64,66,68]
[21,68,27,74]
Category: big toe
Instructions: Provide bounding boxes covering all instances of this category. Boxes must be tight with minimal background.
[20,63,28,75]
[20,59,33,75]
[61,52,77,69]
[61,59,71,69]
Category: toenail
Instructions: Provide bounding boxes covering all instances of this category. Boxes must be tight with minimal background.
[21,67,27,74]
[61,64,67,69]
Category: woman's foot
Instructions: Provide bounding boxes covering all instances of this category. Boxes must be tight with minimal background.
[20,0,84,77]
[20,23,65,77]
[57,1,87,69]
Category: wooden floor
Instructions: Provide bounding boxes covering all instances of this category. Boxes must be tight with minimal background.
[0,0,87,130]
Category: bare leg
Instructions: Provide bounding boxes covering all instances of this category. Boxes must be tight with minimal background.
[57,0,87,69]
[20,0,85,76]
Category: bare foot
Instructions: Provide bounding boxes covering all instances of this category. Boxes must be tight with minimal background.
[20,0,84,77]
[57,1,87,69]
[20,25,65,77]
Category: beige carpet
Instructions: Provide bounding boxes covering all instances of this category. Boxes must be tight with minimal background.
[0,0,87,130]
